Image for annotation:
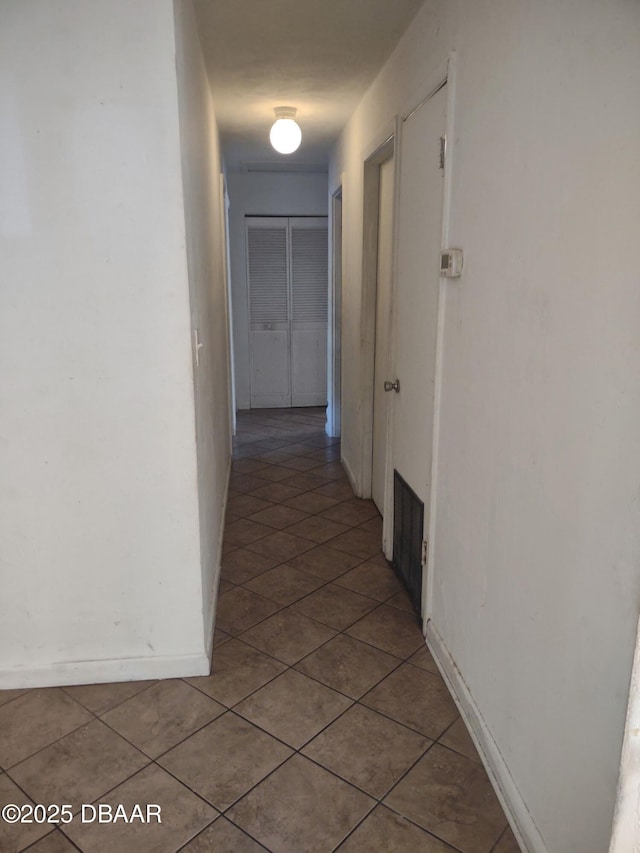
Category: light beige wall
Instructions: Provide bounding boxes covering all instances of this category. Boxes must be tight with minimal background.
[173,0,232,659]
[0,0,212,685]
[331,1,640,851]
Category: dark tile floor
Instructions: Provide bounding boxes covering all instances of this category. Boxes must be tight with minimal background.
[0,407,520,852]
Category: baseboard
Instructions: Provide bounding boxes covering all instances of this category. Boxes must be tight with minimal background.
[203,583,217,665]
[203,452,233,665]
[341,452,360,497]
[425,621,548,853]
[0,651,211,690]
[2,452,235,692]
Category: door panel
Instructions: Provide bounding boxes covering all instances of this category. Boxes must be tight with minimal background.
[372,155,395,513]
[247,218,290,407]
[290,218,328,406]
[391,84,447,531]
[250,328,290,407]
[291,326,328,406]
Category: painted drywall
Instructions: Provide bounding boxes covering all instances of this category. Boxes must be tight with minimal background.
[226,172,328,409]
[330,1,640,851]
[0,0,210,685]
[173,0,232,659]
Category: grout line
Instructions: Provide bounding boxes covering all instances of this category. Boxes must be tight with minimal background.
[0,691,30,713]
[151,715,294,818]
[181,814,272,852]
[2,713,98,776]
[157,713,298,816]
[185,652,289,710]
[20,827,85,853]
[60,678,159,717]
[66,753,213,824]
[210,613,434,744]
[173,815,219,851]
[489,824,516,852]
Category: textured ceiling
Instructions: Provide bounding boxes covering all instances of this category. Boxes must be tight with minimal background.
[193,0,425,172]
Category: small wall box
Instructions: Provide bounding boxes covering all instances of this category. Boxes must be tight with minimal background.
[440,248,463,277]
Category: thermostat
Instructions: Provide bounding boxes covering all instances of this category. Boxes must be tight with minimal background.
[440,248,463,278]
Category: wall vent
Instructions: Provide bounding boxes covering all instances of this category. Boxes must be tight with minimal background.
[393,470,424,622]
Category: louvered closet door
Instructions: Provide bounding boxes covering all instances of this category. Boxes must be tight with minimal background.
[247,218,291,407]
[290,217,328,407]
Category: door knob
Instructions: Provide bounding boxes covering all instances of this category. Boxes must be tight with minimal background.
[384,379,400,393]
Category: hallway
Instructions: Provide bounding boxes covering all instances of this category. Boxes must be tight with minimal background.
[0,408,518,853]
[3,2,639,849]
[209,407,519,852]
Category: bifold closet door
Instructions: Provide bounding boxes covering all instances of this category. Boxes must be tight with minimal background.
[247,216,328,409]
[247,217,291,408]
[290,217,328,407]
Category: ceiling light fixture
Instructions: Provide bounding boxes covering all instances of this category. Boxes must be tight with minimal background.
[269,106,302,154]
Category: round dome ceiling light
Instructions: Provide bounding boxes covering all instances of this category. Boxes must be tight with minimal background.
[269,106,302,155]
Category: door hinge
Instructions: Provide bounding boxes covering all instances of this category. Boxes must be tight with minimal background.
[439,135,447,170]
[421,539,429,566]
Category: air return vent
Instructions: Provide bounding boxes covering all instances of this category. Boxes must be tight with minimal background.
[393,470,424,622]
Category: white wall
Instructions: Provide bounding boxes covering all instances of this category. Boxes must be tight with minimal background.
[0,0,212,685]
[331,2,640,851]
[173,0,232,660]
[227,172,328,409]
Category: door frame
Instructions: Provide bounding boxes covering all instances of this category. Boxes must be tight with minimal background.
[413,59,456,623]
[369,146,399,551]
[220,174,236,436]
[359,131,396,520]
[326,187,343,437]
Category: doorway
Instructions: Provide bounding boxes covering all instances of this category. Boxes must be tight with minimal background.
[246,216,328,408]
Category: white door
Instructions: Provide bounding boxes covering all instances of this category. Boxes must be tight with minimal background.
[371,155,395,513]
[247,218,291,407]
[390,84,447,537]
[290,217,328,407]
[247,216,328,409]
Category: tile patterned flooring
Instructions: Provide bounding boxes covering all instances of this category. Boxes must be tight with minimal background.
[0,407,520,853]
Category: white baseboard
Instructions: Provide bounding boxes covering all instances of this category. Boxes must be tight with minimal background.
[1,454,235,692]
[425,621,548,853]
[203,584,217,666]
[341,452,360,497]
[0,651,211,690]
[203,452,233,665]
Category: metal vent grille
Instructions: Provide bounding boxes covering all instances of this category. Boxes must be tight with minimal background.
[291,227,328,323]
[248,226,289,324]
[393,470,424,620]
